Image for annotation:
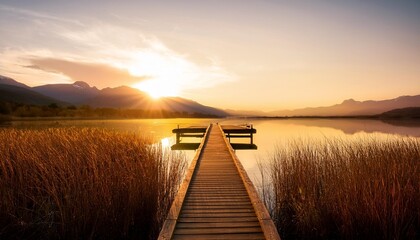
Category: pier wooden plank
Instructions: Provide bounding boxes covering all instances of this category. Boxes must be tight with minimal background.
[182,205,254,210]
[172,233,265,240]
[176,221,261,229]
[181,209,255,214]
[177,217,260,223]
[158,124,280,240]
[174,227,263,235]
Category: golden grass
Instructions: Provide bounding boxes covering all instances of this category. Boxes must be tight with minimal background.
[262,136,419,240]
[0,128,186,239]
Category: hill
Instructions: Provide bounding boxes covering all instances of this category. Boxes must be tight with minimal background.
[380,107,420,118]
[85,86,227,116]
[84,86,149,108]
[0,76,228,117]
[0,75,30,89]
[159,97,227,116]
[270,95,420,116]
[33,81,100,104]
[0,84,65,105]
[224,109,266,117]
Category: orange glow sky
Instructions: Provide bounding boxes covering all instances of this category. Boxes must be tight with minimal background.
[0,0,419,111]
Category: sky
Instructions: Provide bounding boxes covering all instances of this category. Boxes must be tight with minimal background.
[0,0,419,111]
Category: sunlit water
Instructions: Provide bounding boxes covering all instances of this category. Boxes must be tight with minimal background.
[3,118,420,187]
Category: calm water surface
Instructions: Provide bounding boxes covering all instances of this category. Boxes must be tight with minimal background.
[3,118,420,186]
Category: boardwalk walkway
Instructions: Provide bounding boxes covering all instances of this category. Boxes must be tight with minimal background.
[159,124,280,240]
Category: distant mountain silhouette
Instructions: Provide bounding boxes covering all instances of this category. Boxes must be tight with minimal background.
[0,84,65,105]
[0,76,227,116]
[159,97,227,116]
[270,95,420,116]
[85,86,227,116]
[84,86,150,108]
[0,75,30,89]
[3,75,419,118]
[380,107,420,118]
[224,109,266,117]
[33,81,100,104]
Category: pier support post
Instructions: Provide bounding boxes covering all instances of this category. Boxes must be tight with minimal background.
[250,125,254,144]
[176,125,180,144]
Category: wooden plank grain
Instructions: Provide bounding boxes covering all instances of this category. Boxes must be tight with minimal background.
[174,227,263,235]
[176,221,261,229]
[177,217,261,223]
[181,208,255,214]
[180,212,257,218]
[182,204,254,210]
[172,233,265,240]
[183,201,253,206]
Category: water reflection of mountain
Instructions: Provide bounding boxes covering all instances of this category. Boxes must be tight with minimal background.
[381,119,420,128]
[288,119,420,137]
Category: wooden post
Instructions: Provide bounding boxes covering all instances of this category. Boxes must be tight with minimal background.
[176,125,180,144]
[250,125,254,145]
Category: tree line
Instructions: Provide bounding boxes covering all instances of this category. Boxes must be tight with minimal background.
[0,101,219,119]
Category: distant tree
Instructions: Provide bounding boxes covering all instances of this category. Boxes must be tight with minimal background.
[48,103,59,109]
[0,102,11,114]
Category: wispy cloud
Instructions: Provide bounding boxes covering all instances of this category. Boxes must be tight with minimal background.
[1,15,235,92]
[124,38,235,92]
[0,4,84,26]
[0,49,71,86]
[28,58,149,88]
[0,3,235,93]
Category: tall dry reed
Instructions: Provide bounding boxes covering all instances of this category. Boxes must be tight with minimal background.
[262,136,419,240]
[0,128,186,239]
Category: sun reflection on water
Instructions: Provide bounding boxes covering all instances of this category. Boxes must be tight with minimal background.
[160,137,171,148]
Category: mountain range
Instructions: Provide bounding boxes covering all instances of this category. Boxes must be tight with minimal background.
[1,75,420,117]
[33,81,100,104]
[0,75,227,116]
[268,96,420,117]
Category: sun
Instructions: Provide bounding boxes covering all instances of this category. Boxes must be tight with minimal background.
[132,78,179,99]
[127,50,185,99]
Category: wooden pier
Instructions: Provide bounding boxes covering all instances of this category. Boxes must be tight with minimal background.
[158,124,280,240]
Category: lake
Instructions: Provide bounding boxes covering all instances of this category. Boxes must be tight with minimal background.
[3,118,420,187]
